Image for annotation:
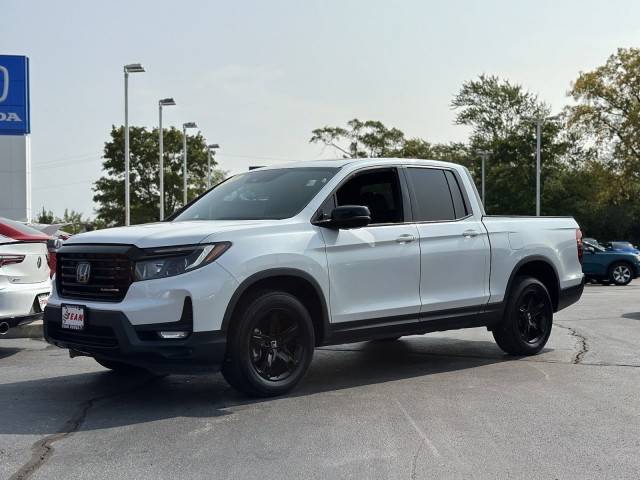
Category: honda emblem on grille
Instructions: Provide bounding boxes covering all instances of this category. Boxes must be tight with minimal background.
[76,262,91,284]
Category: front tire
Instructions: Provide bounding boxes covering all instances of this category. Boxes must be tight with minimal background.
[609,262,633,286]
[493,276,553,356]
[222,291,315,397]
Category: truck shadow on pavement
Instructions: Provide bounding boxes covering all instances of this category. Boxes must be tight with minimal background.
[0,336,547,436]
[0,346,21,360]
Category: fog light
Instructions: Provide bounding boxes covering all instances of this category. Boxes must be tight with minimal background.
[157,331,189,339]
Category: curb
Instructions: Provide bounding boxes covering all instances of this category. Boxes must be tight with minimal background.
[3,320,43,339]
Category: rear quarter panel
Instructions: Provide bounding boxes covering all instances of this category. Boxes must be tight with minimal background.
[482,217,583,304]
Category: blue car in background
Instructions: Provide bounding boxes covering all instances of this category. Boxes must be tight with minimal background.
[604,241,640,254]
[583,239,640,285]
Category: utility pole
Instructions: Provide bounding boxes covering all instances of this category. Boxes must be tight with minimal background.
[182,122,198,205]
[207,143,220,189]
[158,98,176,220]
[535,119,541,217]
[524,115,555,216]
[123,63,145,225]
[477,150,490,207]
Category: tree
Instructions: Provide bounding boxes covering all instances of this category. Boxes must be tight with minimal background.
[452,75,571,215]
[310,119,406,158]
[310,119,471,167]
[36,207,55,224]
[59,209,85,234]
[93,126,226,226]
[567,48,640,174]
[564,48,640,241]
[34,208,88,234]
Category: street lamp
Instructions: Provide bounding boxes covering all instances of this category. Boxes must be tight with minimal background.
[123,63,145,226]
[476,150,490,208]
[182,122,198,205]
[523,114,559,216]
[158,97,176,221]
[207,143,220,189]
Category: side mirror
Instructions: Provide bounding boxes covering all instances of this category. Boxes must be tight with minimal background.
[328,205,371,229]
[585,246,595,254]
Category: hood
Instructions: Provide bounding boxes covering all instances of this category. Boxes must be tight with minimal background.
[64,220,276,249]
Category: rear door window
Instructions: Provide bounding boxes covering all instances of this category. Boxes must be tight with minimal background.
[405,168,455,222]
[444,170,469,218]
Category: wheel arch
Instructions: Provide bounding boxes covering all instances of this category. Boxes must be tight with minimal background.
[221,268,330,346]
[505,256,561,312]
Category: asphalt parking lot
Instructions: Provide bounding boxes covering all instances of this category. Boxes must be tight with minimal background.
[2,284,640,480]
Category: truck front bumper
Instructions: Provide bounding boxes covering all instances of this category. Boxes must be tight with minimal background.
[43,305,226,374]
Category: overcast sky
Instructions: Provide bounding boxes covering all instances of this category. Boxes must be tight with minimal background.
[3,0,639,218]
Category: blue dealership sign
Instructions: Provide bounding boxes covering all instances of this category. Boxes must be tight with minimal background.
[0,55,30,135]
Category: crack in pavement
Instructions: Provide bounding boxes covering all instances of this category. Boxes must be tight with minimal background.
[393,399,440,458]
[556,323,588,364]
[410,441,423,480]
[8,375,163,480]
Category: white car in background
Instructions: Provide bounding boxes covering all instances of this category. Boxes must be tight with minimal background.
[0,218,52,335]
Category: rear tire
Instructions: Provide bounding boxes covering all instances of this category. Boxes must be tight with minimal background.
[609,262,633,286]
[94,358,148,375]
[493,276,553,356]
[222,290,315,397]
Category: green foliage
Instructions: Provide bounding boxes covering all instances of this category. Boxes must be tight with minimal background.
[567,48,640,172]
[93,126,227,227]
[452,75,571,215]
[564,48,640,241]
[309,51,640,242]
[35,208,87,234]
[36,207,55,224]
[310,119,406,158]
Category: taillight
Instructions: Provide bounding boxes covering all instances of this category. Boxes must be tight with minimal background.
[0,254,25,268]
[576,229,583,264]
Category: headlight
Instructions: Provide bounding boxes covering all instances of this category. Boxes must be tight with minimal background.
[134,242,231,281]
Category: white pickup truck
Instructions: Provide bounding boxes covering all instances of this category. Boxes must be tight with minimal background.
[44,159,584,396]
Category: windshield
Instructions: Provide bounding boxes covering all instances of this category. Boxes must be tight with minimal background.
[584,240,605,252]
[174,167,339,221]
[609,241,635,250]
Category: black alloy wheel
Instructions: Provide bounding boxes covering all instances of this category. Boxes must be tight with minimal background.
[516,288,550,345]
[249,308,304,381]
[493,276,553,356]
[222,290,315,397]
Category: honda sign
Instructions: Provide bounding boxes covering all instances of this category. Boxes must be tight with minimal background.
[0,55,30,135]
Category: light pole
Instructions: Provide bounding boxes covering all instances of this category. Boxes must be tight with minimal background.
[182,122,198,205]
[158,98,176,220]
[123,63,145,226]
[535,119,541,216]
[207,143,220,189]
[524,114,558,216]
[477,150,490,207]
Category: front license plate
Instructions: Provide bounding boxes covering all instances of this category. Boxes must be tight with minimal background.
[37,293,49,311]
[62,304,85,331]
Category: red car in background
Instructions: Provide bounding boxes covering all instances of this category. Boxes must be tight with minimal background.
[0,218,52,335]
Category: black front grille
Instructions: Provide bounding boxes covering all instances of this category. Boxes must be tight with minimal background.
[57,252,134,302]
[48,321,118,349]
